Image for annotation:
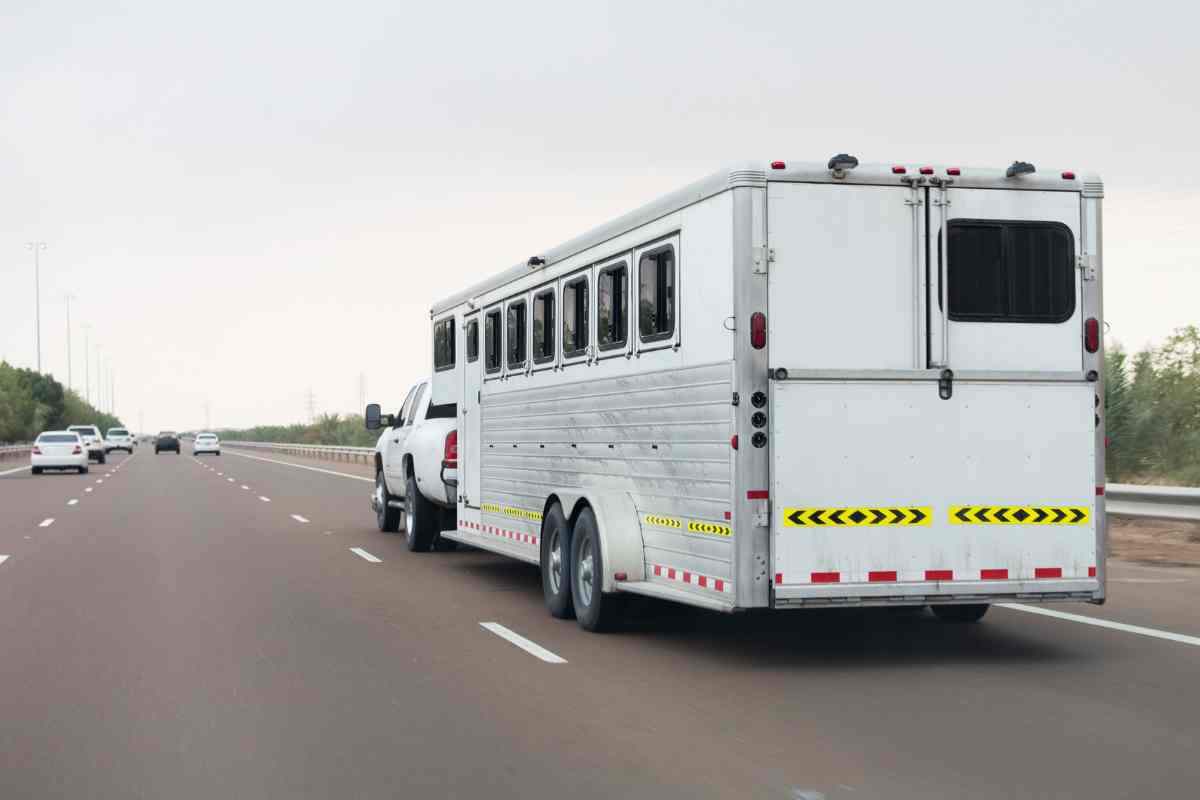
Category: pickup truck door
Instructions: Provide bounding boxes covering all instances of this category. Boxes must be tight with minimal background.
[384,384,420,488]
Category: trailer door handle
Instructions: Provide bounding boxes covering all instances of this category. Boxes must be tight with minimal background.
[938,369,954,400]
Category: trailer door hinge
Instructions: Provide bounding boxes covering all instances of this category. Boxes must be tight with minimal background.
[753,246,774,275]
[1077,254,1097,281]
[753,500,770,528]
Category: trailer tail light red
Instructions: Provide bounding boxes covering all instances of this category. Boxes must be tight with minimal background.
[1084,317,1100,352]
[750,312,766,349]
[771,160,786,170]
[442,430,458,469]
[730,435,738,450]
[946,167,961,176]
[891,165,907,174]
[919,166,934,175]
[1062,171,1076,180]
[613,571,627,582]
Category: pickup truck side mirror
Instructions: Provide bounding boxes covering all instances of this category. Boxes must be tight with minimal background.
[365,403,382,430]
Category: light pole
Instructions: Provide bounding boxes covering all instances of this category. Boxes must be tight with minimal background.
[25,242,47,371]
[64,293,75,391]
[96,347,104,412]
[82,324,91,404]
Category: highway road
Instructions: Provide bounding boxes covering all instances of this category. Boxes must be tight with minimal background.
[2,449,1199,799]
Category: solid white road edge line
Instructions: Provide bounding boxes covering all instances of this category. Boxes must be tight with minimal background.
[479,622,568,664]
[349,547,381,563]
[0,465,28,477]
[998,603,1200,648]
[290,514,310,523]
[39,518,55,528]
[222,449,373,482]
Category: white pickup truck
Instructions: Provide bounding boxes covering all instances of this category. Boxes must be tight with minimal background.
[365,378,458,551]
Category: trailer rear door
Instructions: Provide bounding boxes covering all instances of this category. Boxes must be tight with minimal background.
[766,180,1098,603]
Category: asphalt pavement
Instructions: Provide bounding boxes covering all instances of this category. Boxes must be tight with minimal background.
[2,447,1198,799]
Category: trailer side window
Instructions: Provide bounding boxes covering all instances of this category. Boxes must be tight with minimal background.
[563,275,589,357]
[948,220,1075,323]
[433,318,455,371]
[533,289,555,364]
[598,262,628,350]
[465,319,479,363]
[638,245,675,341]
[507,300,527,369]
[484,310,502,373]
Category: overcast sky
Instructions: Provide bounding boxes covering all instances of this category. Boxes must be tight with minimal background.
[2,0,1197,432]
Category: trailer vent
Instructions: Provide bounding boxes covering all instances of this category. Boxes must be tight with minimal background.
[727,169,767,188]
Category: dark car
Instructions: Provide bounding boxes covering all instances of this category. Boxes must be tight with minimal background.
[155,431,180,454]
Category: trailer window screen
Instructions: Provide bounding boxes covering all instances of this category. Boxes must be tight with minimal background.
[638,245,675,341]
[598,263,628,350]
[947,220,1075,323]
[507,300,527,368]
[533,290,555,363]
[465,319,479,362]
[484,310,501,373]
[563,275,589,357]
[433,318,455,371]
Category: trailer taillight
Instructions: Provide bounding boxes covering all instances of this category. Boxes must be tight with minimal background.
[750,312,766,349]
[771,161,786,170]
[891,166,906,174]
[442,430,458,469]
[1084,317,1099,353]
[919,166,934,175]
[946,167,961,176]
[1062,171,1076,180]
[730,435,738,450]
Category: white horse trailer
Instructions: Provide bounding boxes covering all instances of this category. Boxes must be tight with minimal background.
[431,157,1106,631]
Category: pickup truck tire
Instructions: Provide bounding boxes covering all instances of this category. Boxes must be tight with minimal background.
[932,603,990,623]
[570,507,624,632]
[540,503,574,619]
[375,470,401,533]
[31,467,42,475]
[79,466,88,474]
[99,453,107,464]
[404,472,437,552]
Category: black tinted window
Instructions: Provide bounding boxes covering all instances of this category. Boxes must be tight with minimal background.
[507,300,527,368]
[433,318,455,371]
[466,320,479,362]
[598,263,627,349]
[484,310,502,373]
[638,245,675,341]
[948,220,1075,323]
[533,290,554,363]
[563,275,589,357]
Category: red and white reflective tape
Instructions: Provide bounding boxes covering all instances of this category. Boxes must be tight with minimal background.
[652,564,733,595]
[459,519,538,547]
[773,566,1091,584]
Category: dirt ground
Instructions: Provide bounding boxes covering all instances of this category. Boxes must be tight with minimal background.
[1108,516,1200,567]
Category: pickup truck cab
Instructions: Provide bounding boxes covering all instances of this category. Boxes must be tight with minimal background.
[67,424,106,463]
[365,379,457,551]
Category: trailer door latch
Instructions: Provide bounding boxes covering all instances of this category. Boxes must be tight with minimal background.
[1077,254,1097,281]
[938,368,954,400]
[753,246,774,275]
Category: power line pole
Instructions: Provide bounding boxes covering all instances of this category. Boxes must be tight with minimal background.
[110,368,115,419]
[82,324,91,404]
[25,242,47,371]
[306,387,317,423]
[64,293,75,391]
[96,348,104,412]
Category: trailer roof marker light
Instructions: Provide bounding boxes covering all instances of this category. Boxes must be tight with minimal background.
[891,165,907,174]
[946,167,961,176]
[770,160,786,170]
[919,166,934,175]
[730,435,738,450]
[1061,171,1076,180]
[1006,160,1035,178]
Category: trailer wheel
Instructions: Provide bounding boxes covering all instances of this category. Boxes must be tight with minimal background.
[932,603,990,623]
[570,507,624,632]
[540,503,574,619]
[374,470,401,533]
[404,472,436,552]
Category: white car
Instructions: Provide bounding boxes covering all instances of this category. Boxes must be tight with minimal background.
[31,431,89,474]
[105,427,134,454]
[66,424,106,463]
[192,432,221,456]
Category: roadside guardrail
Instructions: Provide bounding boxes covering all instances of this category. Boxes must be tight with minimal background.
[1106,483,1200,523]
[1,444,32,462]
[221,441,375,465]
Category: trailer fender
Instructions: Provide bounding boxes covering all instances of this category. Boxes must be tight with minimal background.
[552,490,645,593]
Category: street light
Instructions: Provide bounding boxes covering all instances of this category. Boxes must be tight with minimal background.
[25,242,47,371]
[64,293,76,391]
[82,323,91,404]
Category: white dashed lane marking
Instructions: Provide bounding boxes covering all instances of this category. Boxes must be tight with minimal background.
[350,547,381,563]
[479,622,568,664]
[0,555,9,566]
[290,514,310,524]
[241,485,249,490]
[39,518,55,528]
[259,496,271,503]
[85,488,93,493]
[67,499,78,506]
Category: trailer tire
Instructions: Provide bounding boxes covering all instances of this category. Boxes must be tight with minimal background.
[404,472,437,552]
[932,603,990,623]
[540,503,574,619]
[570,507,624,632]
[375,470,401,533]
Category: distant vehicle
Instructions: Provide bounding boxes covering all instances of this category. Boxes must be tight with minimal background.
[192,432,220,456]
[155,431,180,454]
[31,431,88,474]
[104,427,134,454]
[365,377,458,551]
[66,424,106,463]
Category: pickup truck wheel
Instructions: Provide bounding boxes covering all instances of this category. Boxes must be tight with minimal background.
[540,503,574,619]
[375,470,401,532]
[931,603,990,623]
[404,472,437,552]
[570,507,624,632]
[31,467,42,475]
[99,453,107,464]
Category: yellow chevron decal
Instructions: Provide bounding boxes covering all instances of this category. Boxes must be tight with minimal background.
[949,506,1089,525]
[783,506,932,527]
